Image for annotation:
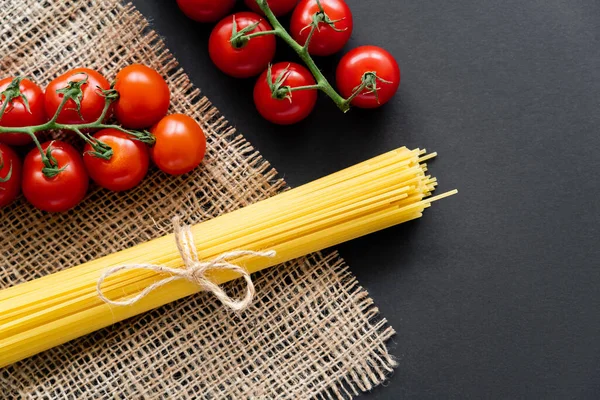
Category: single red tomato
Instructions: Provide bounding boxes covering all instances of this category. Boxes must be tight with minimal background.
[245,0,298,16]
[0,77,47,146]
[0,144,22,207]
[22,141,89,212]
[253,62,317,125]
[336,46,400,108]
[290,0,353,56]
[114,64,171,129]
[44,68,110,125]
[150,114,206,175]
[176,0,235,22]
[83,129,149,191]
[209,12,276,78]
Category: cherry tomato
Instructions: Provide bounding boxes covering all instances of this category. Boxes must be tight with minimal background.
[244,0,298,16]
[209,12,276,78]
[0,144,21,207]
[336,46,400,108]
[44,68,110,125]
[114,64,170,129]
[83,129,149,192]
[290,0,353,56]
[176,0,235,23]
[22,141,89,212]
[0,77,47,146]
[150,114,206,175]
[253,62,317,125]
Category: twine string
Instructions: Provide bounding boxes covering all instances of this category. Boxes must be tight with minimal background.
[96,217,276,311]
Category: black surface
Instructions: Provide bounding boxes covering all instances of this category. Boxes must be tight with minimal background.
[131,1,600,398]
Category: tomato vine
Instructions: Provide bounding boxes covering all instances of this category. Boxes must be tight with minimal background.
[249,0,388,113]
[0,75,154,177]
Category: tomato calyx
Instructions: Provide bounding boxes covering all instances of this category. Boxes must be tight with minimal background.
[267,64,293,101]
[83,135,114,160]
[54,73,90,121]
[266,63,320,101]
[0,76,32,118]
[299,0,348,47]
[230,16,260,48]
[347,71,394,105]
[229,15,276,49]
[96,86,120,101]
[40,142,67,178]
[127,129,156,146]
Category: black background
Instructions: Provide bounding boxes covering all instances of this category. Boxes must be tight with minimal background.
[131,1,600,398]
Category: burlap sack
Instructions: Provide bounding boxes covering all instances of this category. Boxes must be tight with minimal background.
[0,1,397,398]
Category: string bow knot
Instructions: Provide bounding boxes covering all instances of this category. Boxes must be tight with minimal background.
[97,217,276,311]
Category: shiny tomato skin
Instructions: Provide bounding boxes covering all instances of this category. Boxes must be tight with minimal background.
[150,114,206,175]
[22,141,89,212]
[177,0,235,22]
[290,0,353,56]
[114,64,171,129]
[209,12,276,78]
[336,45,400,108]
[253,62,317,125]
[0,144,22,207]
[44,68,110,125]
[245,0,298,16]
[83,129,149,192]
[0,77,47,146]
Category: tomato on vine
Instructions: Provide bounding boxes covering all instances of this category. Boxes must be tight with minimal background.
[114,64,170,129]
[0,144,21,208]
[253,62,318,125]
[176,0,235,23]
[336,46,400,108]
[44,68,110,125]
[0,77,47,146]
[22,141,89,212]
[209,12,276,78]
[150,114,206,175]
[83,129,149,192]
[290,0,353,56]
[245,0,298,16]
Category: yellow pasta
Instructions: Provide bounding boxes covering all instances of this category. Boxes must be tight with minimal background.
[0,147,456,367]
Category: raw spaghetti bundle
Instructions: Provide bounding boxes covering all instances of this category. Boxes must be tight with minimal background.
[0,147,456,367]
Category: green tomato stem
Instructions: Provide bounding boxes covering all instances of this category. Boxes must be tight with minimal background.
[48,92,71,124]
[288,84,321,92]
[243,30,279,39]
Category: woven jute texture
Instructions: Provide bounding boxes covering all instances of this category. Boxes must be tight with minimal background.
[0,1,397,398]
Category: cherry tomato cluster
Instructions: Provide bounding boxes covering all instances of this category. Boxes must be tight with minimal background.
[177,0,401,125]
[0,65,207,212]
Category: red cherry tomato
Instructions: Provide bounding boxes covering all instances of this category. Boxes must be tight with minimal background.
[83,129,149,192]
[176,0,235,23]
[22,141,89,212]
[253,62,317,125]
[290,0,353,56]
[114,64,171,129]
[245,0,298,16]
[0,144,21,207]
[44,68,110,125]
[209,12,276,78]
[336,45,401,108]
[150,114,206,175]
[0,77,47,146]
